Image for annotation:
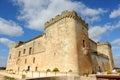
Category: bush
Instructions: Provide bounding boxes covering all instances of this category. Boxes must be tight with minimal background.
[83,69,89,76]
[92,70,97,74]
[53,68,59,72]
[68,69,72,72]
[106,70,112,74]
[46,69,51,72]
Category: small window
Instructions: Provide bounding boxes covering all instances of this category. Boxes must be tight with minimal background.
[27,66,30,71]
[25,59,27,64]
[18,67,20,71]
[23,49,26,54]
[9,54,11,59]
[29,47,32,54]
[83,40,85,48]
[35,67,38,71]
[18,51,21,57]
[33,57,35,63]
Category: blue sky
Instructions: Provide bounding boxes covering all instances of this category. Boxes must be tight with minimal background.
[0,0,120,67]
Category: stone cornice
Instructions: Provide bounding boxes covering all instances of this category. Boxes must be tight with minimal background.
[44,10,88,30]
[97,42,111,48]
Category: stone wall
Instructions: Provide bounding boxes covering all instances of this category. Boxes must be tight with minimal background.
[45,17,79,72]
[6,11,113,76]
[91,53,110,72]
[97,42,114,70]
[75,17,92,73]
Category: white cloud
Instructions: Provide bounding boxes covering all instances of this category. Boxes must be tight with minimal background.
[112,46,120,50]
[89,21,120,41]
[112,38,120,51]
[89,25,110,41]
[13,0,106,31]
[0,56,7,67]
[0,56,6,60]
[110,6,120,18]
[0,17,24,36]
[114,55,120,67]
[112,39,120,45]
[0,38,15,47]
[80,8,106,17]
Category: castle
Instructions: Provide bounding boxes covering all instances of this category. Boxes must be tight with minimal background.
[6,11,114,74]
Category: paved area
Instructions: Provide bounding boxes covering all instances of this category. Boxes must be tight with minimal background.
[0,75,6,80]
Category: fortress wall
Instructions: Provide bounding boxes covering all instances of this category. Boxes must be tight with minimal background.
[45,17,79,72]
[89,39,97,53]
[75,19,92,73]
[6,11,114,75]
[91,53,110,72]
[97,42,114,69]
[6,35,46,72]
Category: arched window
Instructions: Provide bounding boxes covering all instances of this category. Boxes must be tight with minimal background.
[18,51,21,57]
[33,57,35,63]
[83,40,85,48]
[29,47,32,54]
[35,67,38,71]
[23,49,26,54]
[25,59,27,64]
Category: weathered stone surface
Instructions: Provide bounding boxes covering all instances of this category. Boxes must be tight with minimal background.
[6,11,114,77]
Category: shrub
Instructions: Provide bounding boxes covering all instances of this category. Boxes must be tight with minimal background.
[83,69,89,76]
[53,68,59,72]
[46,69,51,72]
[92,70,97,74]
[68,69,72,72]
[107,70,112,74]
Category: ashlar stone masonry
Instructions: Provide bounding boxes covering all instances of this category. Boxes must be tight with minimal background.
[6,11,114,75]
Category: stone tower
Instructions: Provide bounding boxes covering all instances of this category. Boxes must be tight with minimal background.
[44,10,92,72]
[97,42,114,70]
[6,11,114,77]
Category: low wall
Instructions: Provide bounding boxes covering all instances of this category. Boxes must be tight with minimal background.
[17,71,79,78]
[25,76,97,80]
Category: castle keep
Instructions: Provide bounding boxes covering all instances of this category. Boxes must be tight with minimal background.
[6,11,114,74]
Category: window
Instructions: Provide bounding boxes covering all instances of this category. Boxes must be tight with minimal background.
[29,47,32,54]
[25,59,27,64]
[18,67,20,71]
[33,57,35,63]
[35,67,38,71]
[23,49,26,54]
[27,66,30,71]
[83,40,85,48]
[9,54,11,59]
[18,51,21,57]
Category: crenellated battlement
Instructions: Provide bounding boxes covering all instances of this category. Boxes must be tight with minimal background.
[44,10,88,30]
[97,42,111,48]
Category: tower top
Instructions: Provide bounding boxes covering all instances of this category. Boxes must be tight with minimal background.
[97,42,111,48]
[44,10,88,30]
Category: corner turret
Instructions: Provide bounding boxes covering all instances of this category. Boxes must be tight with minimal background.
[97,42,114,69]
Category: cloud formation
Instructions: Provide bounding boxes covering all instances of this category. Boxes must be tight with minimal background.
[110,6,120,18]
[0,18,24,36]
[112,39,120,45]
[89,21,120,41]
[0,56,7,67]
[13,0,106,31]
[112,38,120,51]
[114,55,120,67]
[0,38,15,47]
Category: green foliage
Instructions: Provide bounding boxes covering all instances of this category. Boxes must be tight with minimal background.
[46,69,51,72]
[106,70,112,74]
[83,69,89,76]
[92,70,97,74]
[53,68,59,72]
[68,69,72,72]
[22,69,27,73]
[4,76,16,80]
